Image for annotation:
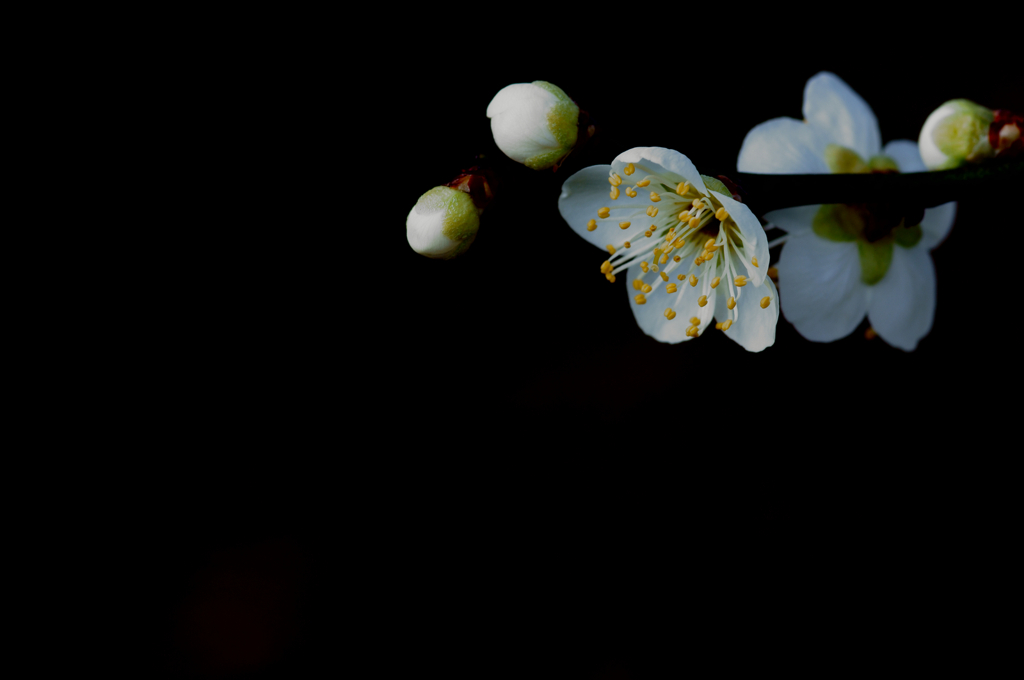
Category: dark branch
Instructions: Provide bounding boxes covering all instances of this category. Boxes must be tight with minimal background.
[733,157,1024,215]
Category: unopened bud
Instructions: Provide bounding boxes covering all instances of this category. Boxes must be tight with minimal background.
[919,99,994,170]
[406,186,480,259]
[486,81,579,170]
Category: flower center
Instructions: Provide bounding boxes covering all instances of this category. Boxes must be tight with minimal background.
[593,165,766,336]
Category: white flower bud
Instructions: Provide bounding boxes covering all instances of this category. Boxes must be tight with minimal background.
[406,186,480,259]
[486,81,579,170]
[918,99,994,170]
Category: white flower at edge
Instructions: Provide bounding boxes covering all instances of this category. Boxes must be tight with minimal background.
[487,81,579,170]
[558,147,779,352]
[737,71,957,351]
[406,186,480,259]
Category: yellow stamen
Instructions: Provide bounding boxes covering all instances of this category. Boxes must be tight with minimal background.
[586,219,597,232]
[640,261,649,272]
[767,266,778,280]
[700,249,710,260]
[727,296,736,310]
[676,182,690,195]
[625,187,638,198]
[608,174,622,186]
[673,238,685,247]
[715,207,729,221]
[721,319,733,330]
[610,187,620,200]
[600,260,612,273]
[677,274,684,281]
[760,296,771,308]
[660,272,669,282]
[597,207,610,218]
[605,274,616,282]
[698,295,708,307]
[644,231,652,238]
[688,217,700,229]
[634,294,647,305]
[686,326,698,337]
[751,257,759,267]
[689,316,700,325]
[673,255,681,262]
[715,322,723,330]
[666,283,677,293]
[865,327,878,340]
[679,210,690,221]
[694,256,703,265]
[664,308,675,319]
[641,283,653,294]
[704,238,716,250]
[692,199,703,209]
[623,163,635,176]
[734,275,747,287]
[624,241,631,248]
[632,279,643,291]
[636,179,650,187]
[606,245,616,254]
[619,221,631,230]
[646,206,659,217]
[689,275,698,287]
[650,191,661,202]
[659,254,668,264]
[711,276,721,288]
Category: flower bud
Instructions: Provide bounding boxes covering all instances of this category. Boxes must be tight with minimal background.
[486,81,579,170]
[918,99,994,170]
[406,186,480,259]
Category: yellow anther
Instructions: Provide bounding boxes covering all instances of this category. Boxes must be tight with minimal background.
[623,163,635,176]
[865,327,878,340]
[619,221,631,230]
[664,308,674,319]
[625,187,638,198]
[700,249,710,260]
[751,257,759,267]
[600,260,612,273]
[767,266,778,279]
[650,264,660,272]
[686,326,699,337]
[727,296,736,310]
[673,237,686,247]
[605,274,616,282]
[676,182,690,195]
[721,319,733,330]
[633,279,643,291]
[610,187,620,200]
[586,219,597,232]
[634,294,647,305]
[659,254,668,264]
[711,276,721,288]
[673,255,681,262]
[646,206,659,217]
[715,207,729,221]
[760,296,771,308]
[606,245,616,254]
[689,316,700,325]
[644,231,652,238]
[660,271,669,282]
[694,256,703,265]
[734,275,747,287]
[650,191,661,202]
[598,207,610,218]
[679,210,690,221]
[677,274,684,281]
[641,283,653,294]
[704,238,716,250]
[666,283,677,293]
[692,199,703,209]
[636,179,650,187]
[624,241,631,248]
[640,262,649,272]
[666,310,676,320]
[698,295,708,307]
[609,173,622,186]
[715,322,724,330]
[689,275,698,287]
[688,217,700,229]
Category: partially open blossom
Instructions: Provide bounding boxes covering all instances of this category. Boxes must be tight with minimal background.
[739,72,957,351]
[559,147,778,352]
[918,99,995,170]
[406,186,480,259]
[487,81,579,170]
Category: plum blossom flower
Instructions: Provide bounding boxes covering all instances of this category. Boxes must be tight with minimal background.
[487,81,579,170]
[559,147,778,352]
[738,72,957,351]
[406,186,480,259]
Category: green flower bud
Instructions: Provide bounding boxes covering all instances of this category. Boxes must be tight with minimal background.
[918,99,994,170]
[486,81,579,170]
[406,186,480,259]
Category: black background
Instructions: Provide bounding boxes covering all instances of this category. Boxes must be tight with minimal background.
[155,12,1022,677]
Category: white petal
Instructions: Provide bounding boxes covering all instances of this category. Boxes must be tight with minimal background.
[711,190,769,286]
[867,246,936,351]
[918,102,957,170]
[487,83,560,164]
[777,233,869,342]
[737,118,832,174]
[613,147,708,196]
[763,205,820,235]
[802,72,881,159]
[406,204,460,258]
[882,139,927,173]
[717,277,779,353]
[559,165,652,249]
[918,201,957,250]
[627,261,716,343]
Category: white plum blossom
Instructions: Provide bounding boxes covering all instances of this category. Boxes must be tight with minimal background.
[918,99,994,170]
[738,72,957,351]
[559,147,778,352]
[487,81,579,170]
[406,186,480,259]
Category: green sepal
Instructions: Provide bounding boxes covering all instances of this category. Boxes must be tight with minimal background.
[812,204,858,242]
[857,237,894,285]
[532,80,578,153]
[869,155,899,172]
[894,223,923,248]
[824,144,869,174]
